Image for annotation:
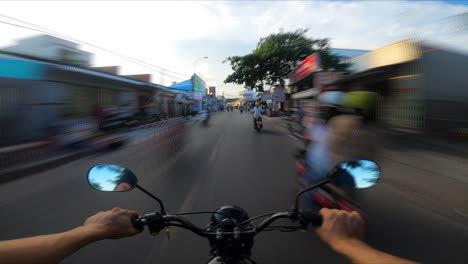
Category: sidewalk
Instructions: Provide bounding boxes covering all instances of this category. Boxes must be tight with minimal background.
[383,130,468,157]
[0,140,59,174]
[0,117,188,184]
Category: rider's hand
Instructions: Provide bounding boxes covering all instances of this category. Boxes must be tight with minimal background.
[82,207,141,240]
[315,208,420,264]
[315,208,365,252]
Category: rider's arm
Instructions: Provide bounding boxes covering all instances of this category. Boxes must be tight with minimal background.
[334,239,418,264]
[0,208,140,264]
[316,208,420,264]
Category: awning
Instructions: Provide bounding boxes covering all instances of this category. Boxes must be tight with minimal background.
[170,79,192,91]
[291,88,320,100]
[0,57,46,80]
[329,64,397,86]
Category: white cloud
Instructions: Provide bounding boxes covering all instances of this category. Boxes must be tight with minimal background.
[1,0,467,96]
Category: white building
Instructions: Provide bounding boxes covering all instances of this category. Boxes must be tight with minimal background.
[238,90,256,102]
[3,35,92,67]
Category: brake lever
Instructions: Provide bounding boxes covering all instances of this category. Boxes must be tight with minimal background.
[166,227,171,240]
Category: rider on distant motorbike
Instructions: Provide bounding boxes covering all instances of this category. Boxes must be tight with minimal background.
[303,91,345,185]
[200,105,211,125]
[252,102,263,129]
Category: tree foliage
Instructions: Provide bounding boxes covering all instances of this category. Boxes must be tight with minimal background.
[224,29,346,91]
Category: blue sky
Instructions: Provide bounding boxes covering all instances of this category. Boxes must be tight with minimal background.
[443,0,468,5]
[1,1,467,97]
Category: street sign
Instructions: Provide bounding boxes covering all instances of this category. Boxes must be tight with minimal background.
[288,53,322,84]
[194,92,203,101]
[192,74,206,94]
[313,72,343,90]
[273,87,286,103]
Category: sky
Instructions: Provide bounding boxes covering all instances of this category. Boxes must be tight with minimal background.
[0,1,467,97]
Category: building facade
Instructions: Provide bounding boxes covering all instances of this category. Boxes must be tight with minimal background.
[3,35,92,67]
[330,48,370,66]
[332,39,468,134]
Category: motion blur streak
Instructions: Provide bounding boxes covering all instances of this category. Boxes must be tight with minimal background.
[0,3,467,263]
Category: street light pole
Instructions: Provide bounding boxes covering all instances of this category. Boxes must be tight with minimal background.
[193,56,208,74]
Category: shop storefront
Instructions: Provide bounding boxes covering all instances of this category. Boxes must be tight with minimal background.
[288,52,350,128]
[0,57,173,144]
[331,39,468,134]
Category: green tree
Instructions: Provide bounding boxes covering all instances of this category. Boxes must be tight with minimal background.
[224,29,346,91]
[223,53,266,91]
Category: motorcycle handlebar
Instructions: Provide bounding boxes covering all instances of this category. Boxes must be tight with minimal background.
[134,211,322,237]
[163,215,210,238]
[255,212,294,232]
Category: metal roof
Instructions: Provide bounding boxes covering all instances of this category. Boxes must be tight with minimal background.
[170,79,192,91]
[0,56,173,93]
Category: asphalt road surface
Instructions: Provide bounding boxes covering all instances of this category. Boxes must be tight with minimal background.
[0,111,467,264]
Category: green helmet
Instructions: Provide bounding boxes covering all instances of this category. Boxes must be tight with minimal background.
[343,92,380,110]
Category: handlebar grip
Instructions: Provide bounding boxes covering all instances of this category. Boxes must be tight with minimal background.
[131,216,144,230]
[302,212,323,227]
[309,214,323,226]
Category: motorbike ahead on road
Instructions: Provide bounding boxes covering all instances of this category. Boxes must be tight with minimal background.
[87,160,381,264]
[253,117,263,132]
[200,110,211,127]
[293,144,370,216]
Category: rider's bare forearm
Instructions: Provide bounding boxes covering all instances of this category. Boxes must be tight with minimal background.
[0,226,99,264]
[334,239,420,264]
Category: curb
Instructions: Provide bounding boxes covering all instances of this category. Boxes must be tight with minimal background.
[0,146,102,184]
[129,117,186,130]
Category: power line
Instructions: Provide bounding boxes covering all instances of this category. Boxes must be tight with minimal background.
[0,14,191,81]
[0,17,187,81]
[0,13,191,78]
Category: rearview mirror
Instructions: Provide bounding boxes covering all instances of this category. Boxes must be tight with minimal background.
[87,165,137,192]
[328,160,381,189]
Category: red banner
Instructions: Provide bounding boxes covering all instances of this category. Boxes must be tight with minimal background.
[289,53,321,84]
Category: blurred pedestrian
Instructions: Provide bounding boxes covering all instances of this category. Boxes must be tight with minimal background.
[324,91,381,199]
[304,91,345,185]
[91,104,105,130]
[298,91,344,213]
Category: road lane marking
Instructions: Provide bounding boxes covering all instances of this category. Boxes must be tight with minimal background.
[151,172,203,261]
[210,133,224,162]
[454,208,468,219]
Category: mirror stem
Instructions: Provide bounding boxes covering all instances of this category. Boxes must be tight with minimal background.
[292,179,330,216]
[136,185,167,215]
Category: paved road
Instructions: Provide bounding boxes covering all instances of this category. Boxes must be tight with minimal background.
[0,111,467,263]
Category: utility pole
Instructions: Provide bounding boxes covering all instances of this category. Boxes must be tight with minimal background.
[193,56,208,74]
[160,69,166,85]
